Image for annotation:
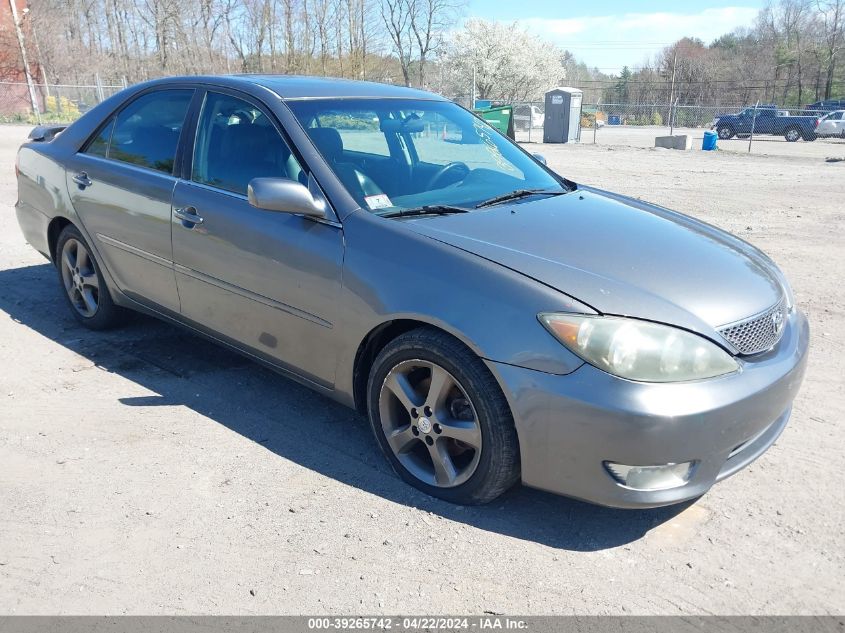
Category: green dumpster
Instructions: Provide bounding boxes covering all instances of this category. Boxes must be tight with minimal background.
[473,105,516,140]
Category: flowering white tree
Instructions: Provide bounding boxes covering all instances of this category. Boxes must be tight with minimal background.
[442,18,566,101]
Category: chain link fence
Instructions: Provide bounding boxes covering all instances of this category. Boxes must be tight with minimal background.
[0,78,126,125]
[512,100,845,155]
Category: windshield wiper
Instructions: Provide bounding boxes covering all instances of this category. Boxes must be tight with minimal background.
[379,205,471,219]
[475,188,567,209]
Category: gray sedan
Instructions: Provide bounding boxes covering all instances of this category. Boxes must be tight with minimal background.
[14,76,809,507]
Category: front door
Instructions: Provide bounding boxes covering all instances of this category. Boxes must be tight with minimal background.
[832,111,845,136]
[170,90,344,387]
[65,89,194,313]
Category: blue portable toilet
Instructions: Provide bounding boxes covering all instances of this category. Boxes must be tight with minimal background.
[702,130,718,151]
[542,87,583,143]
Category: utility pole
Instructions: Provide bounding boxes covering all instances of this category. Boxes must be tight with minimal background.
[471,63,476,108]
[8,0,41,123]
[748,100,760,153]
[667,47,677,130]
[30,17,49,99]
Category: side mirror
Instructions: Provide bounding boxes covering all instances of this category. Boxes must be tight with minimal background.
[532,153,547,165]
[247,177,326,218]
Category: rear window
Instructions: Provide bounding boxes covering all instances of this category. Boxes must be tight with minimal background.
[84,89,193,174]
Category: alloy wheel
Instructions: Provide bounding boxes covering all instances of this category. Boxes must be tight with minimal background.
[378,359,482,488]
[60,238,100,318]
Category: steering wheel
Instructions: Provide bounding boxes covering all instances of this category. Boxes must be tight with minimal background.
[427,161,470,190]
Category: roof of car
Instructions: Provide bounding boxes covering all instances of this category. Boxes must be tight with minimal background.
[147,74,447,101]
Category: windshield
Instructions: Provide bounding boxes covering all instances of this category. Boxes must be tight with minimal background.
[286,98,565,213]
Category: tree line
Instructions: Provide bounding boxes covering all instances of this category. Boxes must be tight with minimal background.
[12,0,845,107]
[22,0,462,90]
[604,1,845,108]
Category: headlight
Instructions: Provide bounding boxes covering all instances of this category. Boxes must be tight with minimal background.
[539,313,738,382]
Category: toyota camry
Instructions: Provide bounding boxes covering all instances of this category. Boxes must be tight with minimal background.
[14,76,809,507]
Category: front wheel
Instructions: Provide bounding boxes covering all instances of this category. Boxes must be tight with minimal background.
[367,328,520,505]
[784,127,801,142]
[717,126,735,139]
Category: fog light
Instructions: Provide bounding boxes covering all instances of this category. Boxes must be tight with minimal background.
[604,461,697,491]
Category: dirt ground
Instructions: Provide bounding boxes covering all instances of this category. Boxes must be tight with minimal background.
[0,124,843,615]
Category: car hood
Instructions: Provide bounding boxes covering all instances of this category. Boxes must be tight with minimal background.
[403,187,784,339]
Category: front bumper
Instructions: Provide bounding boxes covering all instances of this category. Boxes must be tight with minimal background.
[489,309,809,508]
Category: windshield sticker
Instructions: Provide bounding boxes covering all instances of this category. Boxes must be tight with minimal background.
[471,117,519,174]
[364,194,393,210]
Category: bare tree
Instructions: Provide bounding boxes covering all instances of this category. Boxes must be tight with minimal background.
[816,0,845,97]
[408,0,459,87]
[381,0,412,85]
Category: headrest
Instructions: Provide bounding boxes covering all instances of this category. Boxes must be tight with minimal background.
[222,124,275,156]
[306,127,343,161]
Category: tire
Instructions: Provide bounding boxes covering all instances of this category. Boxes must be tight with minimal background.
[784,127,801,142]
[56,224,126,330]
[366,327,520,505]
[717,126,735,140]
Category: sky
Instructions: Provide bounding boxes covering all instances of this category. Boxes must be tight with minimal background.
[464,0,767,73]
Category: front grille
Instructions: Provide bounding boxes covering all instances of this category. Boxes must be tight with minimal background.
[718,299,788,355]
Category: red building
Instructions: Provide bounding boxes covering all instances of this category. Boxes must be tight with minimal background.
[0,0,41,116]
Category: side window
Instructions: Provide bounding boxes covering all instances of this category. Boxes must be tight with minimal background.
[85,117,114,158]
[313,110,390,157]
[192,92,302,196]
[106,90,192,174]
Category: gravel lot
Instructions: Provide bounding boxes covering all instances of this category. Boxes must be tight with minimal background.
[0,124,843,615]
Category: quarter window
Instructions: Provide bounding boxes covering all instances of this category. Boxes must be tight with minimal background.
[192,92,303,196]
[86,117,114,158]
[84,89,192,174]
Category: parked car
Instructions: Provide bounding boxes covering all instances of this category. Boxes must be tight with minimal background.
[815,110,845,138]
[15,76,808,508]
[806,99,845,113]
[714,105,819,141]
[513,104,544,130]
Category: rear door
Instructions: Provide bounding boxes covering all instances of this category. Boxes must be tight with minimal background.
[756,109,776,134]
[65,88,194,313]
[170,89,344,387]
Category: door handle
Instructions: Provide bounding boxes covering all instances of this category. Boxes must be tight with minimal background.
[174,206,204,226]
[72,172,92,188]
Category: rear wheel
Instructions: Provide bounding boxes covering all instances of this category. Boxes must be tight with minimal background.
[367,328,520,505]
[717,126,735,140]
[56,225,125,330]
[784,127,801,142]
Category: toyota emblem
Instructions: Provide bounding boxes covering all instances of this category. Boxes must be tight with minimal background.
[771,310,784,335]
